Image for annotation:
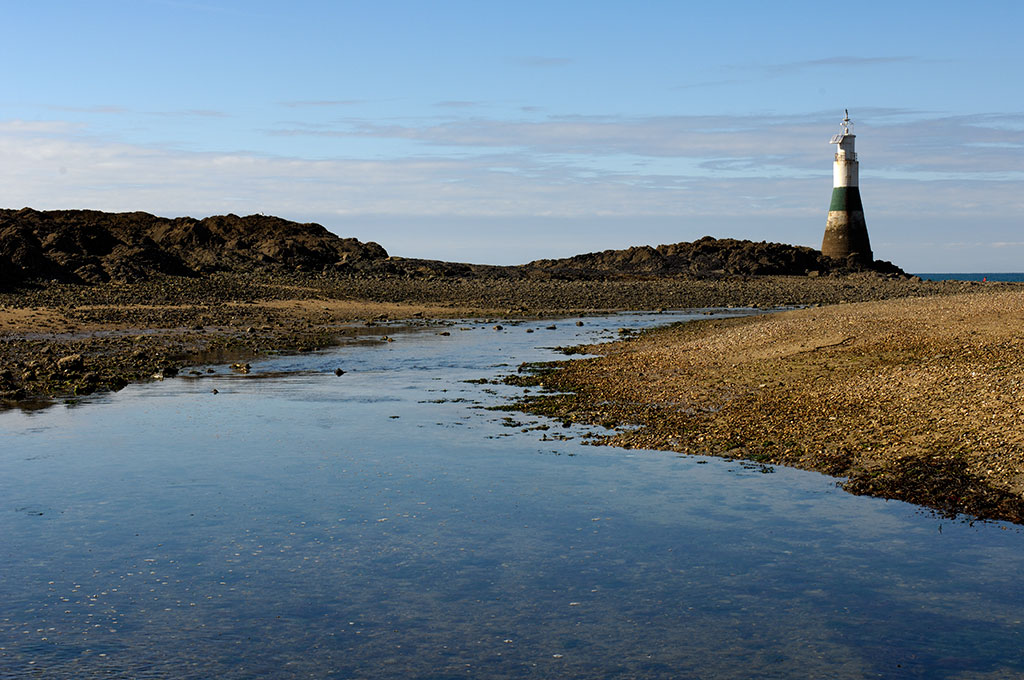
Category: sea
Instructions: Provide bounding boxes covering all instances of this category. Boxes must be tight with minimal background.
[2,310,1023,679]
[915,272,1024,282]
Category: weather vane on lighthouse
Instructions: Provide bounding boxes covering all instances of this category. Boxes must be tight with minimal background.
[822,110,872,264]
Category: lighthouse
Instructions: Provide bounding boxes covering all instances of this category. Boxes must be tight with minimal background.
[822,110,873,264]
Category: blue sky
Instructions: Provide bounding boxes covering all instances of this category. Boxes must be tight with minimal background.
[2,1,1022,271]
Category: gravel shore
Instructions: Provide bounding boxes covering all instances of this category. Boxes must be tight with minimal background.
[0,270,985,407]
[508,284,1024,524]
[5,271,1020,523]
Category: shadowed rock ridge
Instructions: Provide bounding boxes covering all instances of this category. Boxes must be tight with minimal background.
[1,208,905,286]
[525,236,904,279]
[0,208,388,284]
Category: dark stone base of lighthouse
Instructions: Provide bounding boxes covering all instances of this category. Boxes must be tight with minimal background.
[822,186,873,265]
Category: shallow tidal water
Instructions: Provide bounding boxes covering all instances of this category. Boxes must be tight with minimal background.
[2,311,1023,679]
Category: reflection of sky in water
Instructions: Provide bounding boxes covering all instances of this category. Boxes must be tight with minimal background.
[2,312,1023,679]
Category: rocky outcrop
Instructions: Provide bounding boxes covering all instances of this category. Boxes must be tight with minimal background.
[523,236,905,279]
[0,208,388,284]
[1,209,907,288]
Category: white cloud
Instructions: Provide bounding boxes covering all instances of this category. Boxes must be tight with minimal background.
[1,109,1020,268]
[0,120,83,134]
[267,110,1024,181]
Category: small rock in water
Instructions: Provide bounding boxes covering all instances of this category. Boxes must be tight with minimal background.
[493,325,503,331]
[211,388,219,394]
[575,321,584,327]
[546,325,557,330]
[334,368,345,376]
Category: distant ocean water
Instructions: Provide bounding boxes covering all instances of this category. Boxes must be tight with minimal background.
[915,273,1024,282]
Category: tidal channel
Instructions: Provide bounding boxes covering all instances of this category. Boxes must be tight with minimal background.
[2,311,1023,679]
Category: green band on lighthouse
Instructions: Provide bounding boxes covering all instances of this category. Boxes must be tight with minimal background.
[823,112,872,264]
[828,186,863,213]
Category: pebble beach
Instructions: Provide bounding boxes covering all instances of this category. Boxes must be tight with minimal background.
[510,285,1024,523]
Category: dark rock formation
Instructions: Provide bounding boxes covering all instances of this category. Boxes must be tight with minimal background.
[522,236,904,279]
[0,208,906,287]
[0,208,388,285]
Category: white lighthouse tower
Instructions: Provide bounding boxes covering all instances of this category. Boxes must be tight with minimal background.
[822,110,873,264]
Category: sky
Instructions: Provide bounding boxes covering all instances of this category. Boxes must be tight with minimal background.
[2,0,1022,272]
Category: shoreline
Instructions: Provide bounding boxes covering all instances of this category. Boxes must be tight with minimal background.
[4,273,1024,524]
[506,286,1024,524]
[1,271,968,407]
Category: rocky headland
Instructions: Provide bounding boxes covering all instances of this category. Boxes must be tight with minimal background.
[2,207,903,285]
[0,208,388,285]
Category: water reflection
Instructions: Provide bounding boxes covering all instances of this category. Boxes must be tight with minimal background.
[1,311,1022,679]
